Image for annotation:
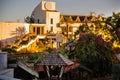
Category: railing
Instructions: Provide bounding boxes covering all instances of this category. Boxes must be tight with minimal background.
[17,35,46,51]
[8,53,38,63]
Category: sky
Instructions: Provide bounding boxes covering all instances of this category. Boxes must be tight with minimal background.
[0,0,120,22]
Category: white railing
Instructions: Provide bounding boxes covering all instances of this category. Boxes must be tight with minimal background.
[17,35,46,51]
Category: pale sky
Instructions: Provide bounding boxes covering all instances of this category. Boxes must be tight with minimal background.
[0,0,120,22]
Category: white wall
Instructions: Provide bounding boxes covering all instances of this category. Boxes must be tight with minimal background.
[46,11,60,33]
[32,2,46,23]
[32,1,61,34]
[0,69,14,78]
[0,22,26,46]
[0,52,7,70]
[24,23,30,34]
[41,1,56,11]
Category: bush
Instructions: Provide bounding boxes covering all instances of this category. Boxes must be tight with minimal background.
[2,48,16,54]
[75,33,119,77]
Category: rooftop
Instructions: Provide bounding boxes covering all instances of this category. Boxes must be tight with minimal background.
[37,50,74,66]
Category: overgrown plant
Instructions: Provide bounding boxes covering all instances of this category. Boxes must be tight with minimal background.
[75,33,119,77]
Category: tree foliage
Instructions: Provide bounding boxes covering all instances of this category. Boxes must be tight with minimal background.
[2,47,16,54]
[106,12,120,41]
[60,39,76,59]
[74,20,112,42]
[74,15,120,76]
[74,13,120,49]
[24,16,34,23]
[75,33,119,77]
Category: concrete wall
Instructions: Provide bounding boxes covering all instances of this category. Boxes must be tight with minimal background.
[0,52,20,79]
[32,2,46,23]
[0,52,7,70]
[0,22,29,46]
[41,1,56,11]
[46,11,60,33]
[0,75,20,80]
[32,1,60,34]
[0,69,14,78]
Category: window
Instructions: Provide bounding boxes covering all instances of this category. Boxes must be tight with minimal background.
[37,27,40,34]
[69,27,73,32]
[41,27,44,34]
[51,26,53,31]
[62,27,67,32]
[33,27,35,33]
[51,18,53,24]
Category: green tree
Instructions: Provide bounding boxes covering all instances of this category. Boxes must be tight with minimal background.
[24,16,34,23]
[60,39,76,59]
[74,23,89,38]
[2,47,16,54]
[73,12,120,77]
[75,33,119,77]
[74,20,113,42]
[62,16,72,38]
[106,12,120,41]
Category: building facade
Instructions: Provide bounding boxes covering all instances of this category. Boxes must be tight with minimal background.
[32,1,105,37]
[0,22,29,46]
[32,1,61,34]
[0,1,105,48]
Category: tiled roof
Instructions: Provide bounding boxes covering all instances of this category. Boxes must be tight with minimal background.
[37,50,74,66]
[60,14,106,23]
[37,62,80,72]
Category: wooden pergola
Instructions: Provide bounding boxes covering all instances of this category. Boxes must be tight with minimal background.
[37,50,74,80]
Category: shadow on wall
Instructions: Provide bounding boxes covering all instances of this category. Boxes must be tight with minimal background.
[2,27,27,47]
[11,27,26,37]
[1,36,17,47]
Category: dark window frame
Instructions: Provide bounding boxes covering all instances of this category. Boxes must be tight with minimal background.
[51,18,53,24]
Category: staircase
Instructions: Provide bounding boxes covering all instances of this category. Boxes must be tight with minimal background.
[16,35,46,51]
[12,33,67,52]
[12,34,46,52]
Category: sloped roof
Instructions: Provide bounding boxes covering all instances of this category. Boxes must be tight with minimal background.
[37,50,74,66]
[60,14,106,23]
[17,60,39,77]
[64,62,80,72]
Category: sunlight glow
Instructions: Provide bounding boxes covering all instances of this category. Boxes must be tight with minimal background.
[113,41,120,48]
[17,35,46,51]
